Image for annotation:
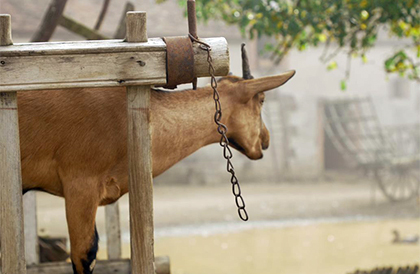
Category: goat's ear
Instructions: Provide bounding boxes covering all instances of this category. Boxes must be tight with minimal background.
[244,70,296,96]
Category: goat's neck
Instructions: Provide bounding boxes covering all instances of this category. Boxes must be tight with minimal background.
[151,87,231,176]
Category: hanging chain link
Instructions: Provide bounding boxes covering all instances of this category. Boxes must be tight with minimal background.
[189,34,249,221]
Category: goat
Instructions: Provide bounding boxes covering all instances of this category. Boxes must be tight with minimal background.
[18,45,295,273]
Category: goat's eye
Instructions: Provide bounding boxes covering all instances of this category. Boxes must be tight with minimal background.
[260,99,265,105]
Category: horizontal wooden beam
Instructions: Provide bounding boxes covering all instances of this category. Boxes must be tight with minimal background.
[25,257,170,274]
[0,37,229,92]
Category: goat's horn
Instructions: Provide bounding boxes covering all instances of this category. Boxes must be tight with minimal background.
[245,70,296,94]
[241,43,254,80]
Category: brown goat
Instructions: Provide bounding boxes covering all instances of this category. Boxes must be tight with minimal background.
[18,46,295,273]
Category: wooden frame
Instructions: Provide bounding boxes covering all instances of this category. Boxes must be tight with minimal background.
[0,11,229,274]
[0,37,228,92]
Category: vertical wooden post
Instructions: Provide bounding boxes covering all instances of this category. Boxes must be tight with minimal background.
[0,14,27,274]
[125,11,155,274]
[105,202,122,260]
[317,100,325,177]
[24,192,39,266]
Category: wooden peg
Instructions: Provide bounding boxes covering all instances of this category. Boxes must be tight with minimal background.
[0,14,13,46]
[126,11,147,43]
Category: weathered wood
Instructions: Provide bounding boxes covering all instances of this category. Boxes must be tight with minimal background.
[0,16,26,273]
[0,38,165,56]
[0,51,166,92]
[0,37,229,92]
[126,11,155,274]
[26,257,170,274]
[59,15,108,40]
[0,15,13,46]
[0,92,26,274]
[126,11,147,43]
[126,86,155,274]
[94,0,111,30]
[192,37,229,78]
[113,2,135,39]
[155,256,171,274]
[24,192,39,266]
[105,202,121,260]
[31,0,68,42]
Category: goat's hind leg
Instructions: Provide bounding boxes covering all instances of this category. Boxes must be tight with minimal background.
[64,180,100,274]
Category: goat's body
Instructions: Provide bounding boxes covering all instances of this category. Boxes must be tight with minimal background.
[16,70,294,273]
[18,87,219,273]
[20,88,127,199]
[19,87,217,202]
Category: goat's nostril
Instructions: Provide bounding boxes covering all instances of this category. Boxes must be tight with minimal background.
[262,143,269,150]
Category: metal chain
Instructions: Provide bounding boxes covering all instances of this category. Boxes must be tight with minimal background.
[189,34,249,221]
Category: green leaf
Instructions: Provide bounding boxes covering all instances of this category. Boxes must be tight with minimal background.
[340,80,347,91]
[362,54,368,64]
[327,61,338,70]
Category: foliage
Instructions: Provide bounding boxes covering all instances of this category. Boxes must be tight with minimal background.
[160,0,420,88]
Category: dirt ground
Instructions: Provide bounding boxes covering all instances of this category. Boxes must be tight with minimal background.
[23,180,420,274]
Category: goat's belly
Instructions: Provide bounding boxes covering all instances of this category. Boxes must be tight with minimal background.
[21,158,64,197]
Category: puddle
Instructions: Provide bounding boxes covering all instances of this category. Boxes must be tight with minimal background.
[99,218,420,274]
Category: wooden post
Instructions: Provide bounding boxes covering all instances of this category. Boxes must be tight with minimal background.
[105,202,122,260]
[125,11,155,274]
[24,192,39,266]
[0,14,27,274]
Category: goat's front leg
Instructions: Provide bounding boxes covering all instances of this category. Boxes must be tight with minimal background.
[64,180,100,274]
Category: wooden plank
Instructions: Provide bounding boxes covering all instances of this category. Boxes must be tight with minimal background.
[24,192,39,266]
[26,257,170,274]
[0,79,167,92]
[0,37,229,92]
[105,202,121,260]
[0,38,165,56]
[31,0,68,42]
[0,51,166,92]
[0,14,26,274]
[126,11,155,274]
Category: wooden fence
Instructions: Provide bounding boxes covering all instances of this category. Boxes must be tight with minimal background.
[0,10,229,274]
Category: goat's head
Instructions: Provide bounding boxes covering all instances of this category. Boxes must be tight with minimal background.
[218,44,295,160]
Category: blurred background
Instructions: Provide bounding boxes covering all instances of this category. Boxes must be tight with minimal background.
[1,0,419,273]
